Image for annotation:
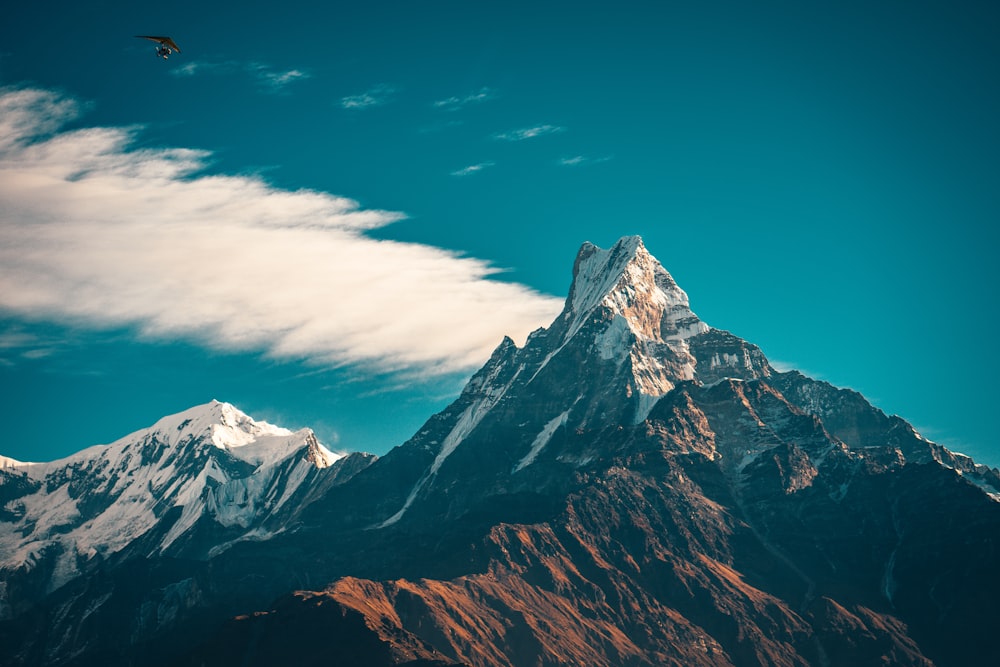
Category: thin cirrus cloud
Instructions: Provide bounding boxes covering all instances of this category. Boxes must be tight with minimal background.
[494,125,565,142]
[250,65,310,92]
[340,84,396,110]
[450,162,495,177]
[171,60,310,92]
[559,155,612,167]
[433,87,496,111]
[0,86,563,375]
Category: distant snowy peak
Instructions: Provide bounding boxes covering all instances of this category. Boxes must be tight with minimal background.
[145,399,293,451]
[3,400,309,481]
[565,236,709,344]
[0,401,349,594]
[135,400,344,473]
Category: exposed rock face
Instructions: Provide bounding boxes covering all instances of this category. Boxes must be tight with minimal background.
[2,237,999,667]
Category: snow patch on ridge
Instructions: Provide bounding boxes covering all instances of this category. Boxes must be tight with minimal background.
[710,350,756,372]
[955,470,1000,502]
[0,455,26,469]
[514,408,574,473]
[375,402,490,528]
[377,364,524,528]
[595,315,632,361]
[633,390,665,425]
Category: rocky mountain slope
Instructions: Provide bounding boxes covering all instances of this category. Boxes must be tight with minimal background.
[2,236,998,666]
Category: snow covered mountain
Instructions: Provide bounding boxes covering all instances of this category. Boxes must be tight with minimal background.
[0,400,369,619]
[2,236,1000,667]
[354,236,996,534]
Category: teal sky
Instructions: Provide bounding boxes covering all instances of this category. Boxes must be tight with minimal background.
[1,1,998,466]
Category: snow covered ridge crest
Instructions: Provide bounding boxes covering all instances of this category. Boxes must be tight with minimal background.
[567,236,708,343]
[0,400,345,598]
[559,236,758,420]
[142,399,342,468]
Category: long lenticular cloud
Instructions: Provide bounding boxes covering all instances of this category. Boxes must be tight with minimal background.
[0,86,563,373]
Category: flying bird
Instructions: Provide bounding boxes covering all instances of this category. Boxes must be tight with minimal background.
[135,35,181,59]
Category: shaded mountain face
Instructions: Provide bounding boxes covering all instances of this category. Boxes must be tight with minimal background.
[3,236,999,667]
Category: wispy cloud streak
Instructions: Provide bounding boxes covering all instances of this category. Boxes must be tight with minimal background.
[494,125,565,141]
[0,87,562,374]
[340,84,396,109]
[433,87,495,111]
[251,65,310,92]
[559,154,612,167]
[450,161,495,177]
[171,60,311,93]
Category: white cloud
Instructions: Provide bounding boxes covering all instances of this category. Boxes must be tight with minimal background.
[340,84,396,110]
[250,65,310,92]
[171,60,227,77]
[450,161,495,177]
[0,87,563,374]
[0,322,73,365]
[494,125,565,141]
[433,87,495,111]
[0,87,83,149]
[559,154,612,167]
[171,60,310,92]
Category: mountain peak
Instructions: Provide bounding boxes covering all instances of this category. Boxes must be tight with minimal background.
[564,235,708,345]
[0,401,346,589]
[542,236,768,421]
[568,236,645,316]
[145,399,294,452]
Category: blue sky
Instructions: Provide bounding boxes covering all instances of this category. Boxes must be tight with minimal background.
[1,1,998,467]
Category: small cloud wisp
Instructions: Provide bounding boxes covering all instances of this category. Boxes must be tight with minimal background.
[433,87,495,112]
[559,155,612,167]
[171,60,310,93]
[450,161,495,177]
[494,125,565,142]
[340,84,396,110]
